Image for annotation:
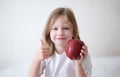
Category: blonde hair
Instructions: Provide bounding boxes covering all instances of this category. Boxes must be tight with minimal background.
[42,7,80,55]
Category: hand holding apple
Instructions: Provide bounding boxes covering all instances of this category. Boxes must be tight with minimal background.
[65,39,85,60]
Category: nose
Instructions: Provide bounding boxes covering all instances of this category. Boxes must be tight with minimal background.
[58,29,64,35]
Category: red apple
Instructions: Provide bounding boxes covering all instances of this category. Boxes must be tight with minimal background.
[65,39,84,60]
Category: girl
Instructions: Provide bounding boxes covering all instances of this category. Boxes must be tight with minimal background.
[28,7,92,77]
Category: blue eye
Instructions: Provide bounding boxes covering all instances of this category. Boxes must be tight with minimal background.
[63,27,69,30]
[52,28,58,30]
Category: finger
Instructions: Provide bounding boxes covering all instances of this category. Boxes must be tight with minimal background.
[82,45,88,52]
[81,49,87,57]
[44,53,51,56]
[40,47,50,51]
[40,39,44,47]
[44,55,50,59]
[82,45,86,49]
[80,52,83,59]
[41,53,50,58]
[41,50,51,54]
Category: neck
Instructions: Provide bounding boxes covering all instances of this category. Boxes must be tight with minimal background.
[55,45,65,54]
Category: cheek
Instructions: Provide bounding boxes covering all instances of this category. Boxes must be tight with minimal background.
[65,31,73,41]
[67,31,73,37]
[50,31,55,40]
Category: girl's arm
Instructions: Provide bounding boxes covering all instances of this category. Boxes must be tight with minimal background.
[74,45,88,77]
[75,63,87,77]
[28,40,51,77]
[28,59,41,77]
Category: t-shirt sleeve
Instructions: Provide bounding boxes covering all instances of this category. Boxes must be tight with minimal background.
[40,60,46,75]
[82,54,92,77]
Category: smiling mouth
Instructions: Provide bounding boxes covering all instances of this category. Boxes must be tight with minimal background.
[56,38,66,40]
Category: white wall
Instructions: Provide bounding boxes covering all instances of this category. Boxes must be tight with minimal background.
[0,0,120,63]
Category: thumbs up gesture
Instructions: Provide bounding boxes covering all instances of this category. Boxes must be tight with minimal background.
[34,39,51,62]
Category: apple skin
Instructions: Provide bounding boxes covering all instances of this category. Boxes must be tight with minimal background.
[65,39,84,60]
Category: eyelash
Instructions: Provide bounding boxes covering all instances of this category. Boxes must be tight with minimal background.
[52,27,69,30]
[64,28,69,30]
[52,28,58,30]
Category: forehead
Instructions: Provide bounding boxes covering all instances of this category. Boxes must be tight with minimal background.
[52,15,72,27]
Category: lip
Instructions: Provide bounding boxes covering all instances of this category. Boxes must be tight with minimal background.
[56,38,66,40]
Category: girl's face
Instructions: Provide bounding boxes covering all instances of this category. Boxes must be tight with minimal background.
[50,15,73,47]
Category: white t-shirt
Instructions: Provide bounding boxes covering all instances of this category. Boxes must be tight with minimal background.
[40,52,92,77]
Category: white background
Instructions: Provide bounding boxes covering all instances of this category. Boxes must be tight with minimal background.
[0,0,120,64]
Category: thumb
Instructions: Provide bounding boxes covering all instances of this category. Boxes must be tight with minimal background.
[40,39,44,47]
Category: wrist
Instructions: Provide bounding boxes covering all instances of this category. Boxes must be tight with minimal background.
[74,60,82,66]
[33,57,42,63]
[75,63,82,68]
[75,63,87,77]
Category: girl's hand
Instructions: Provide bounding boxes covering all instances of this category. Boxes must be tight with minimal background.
[33,40,51,62]
[74,45,88,66]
